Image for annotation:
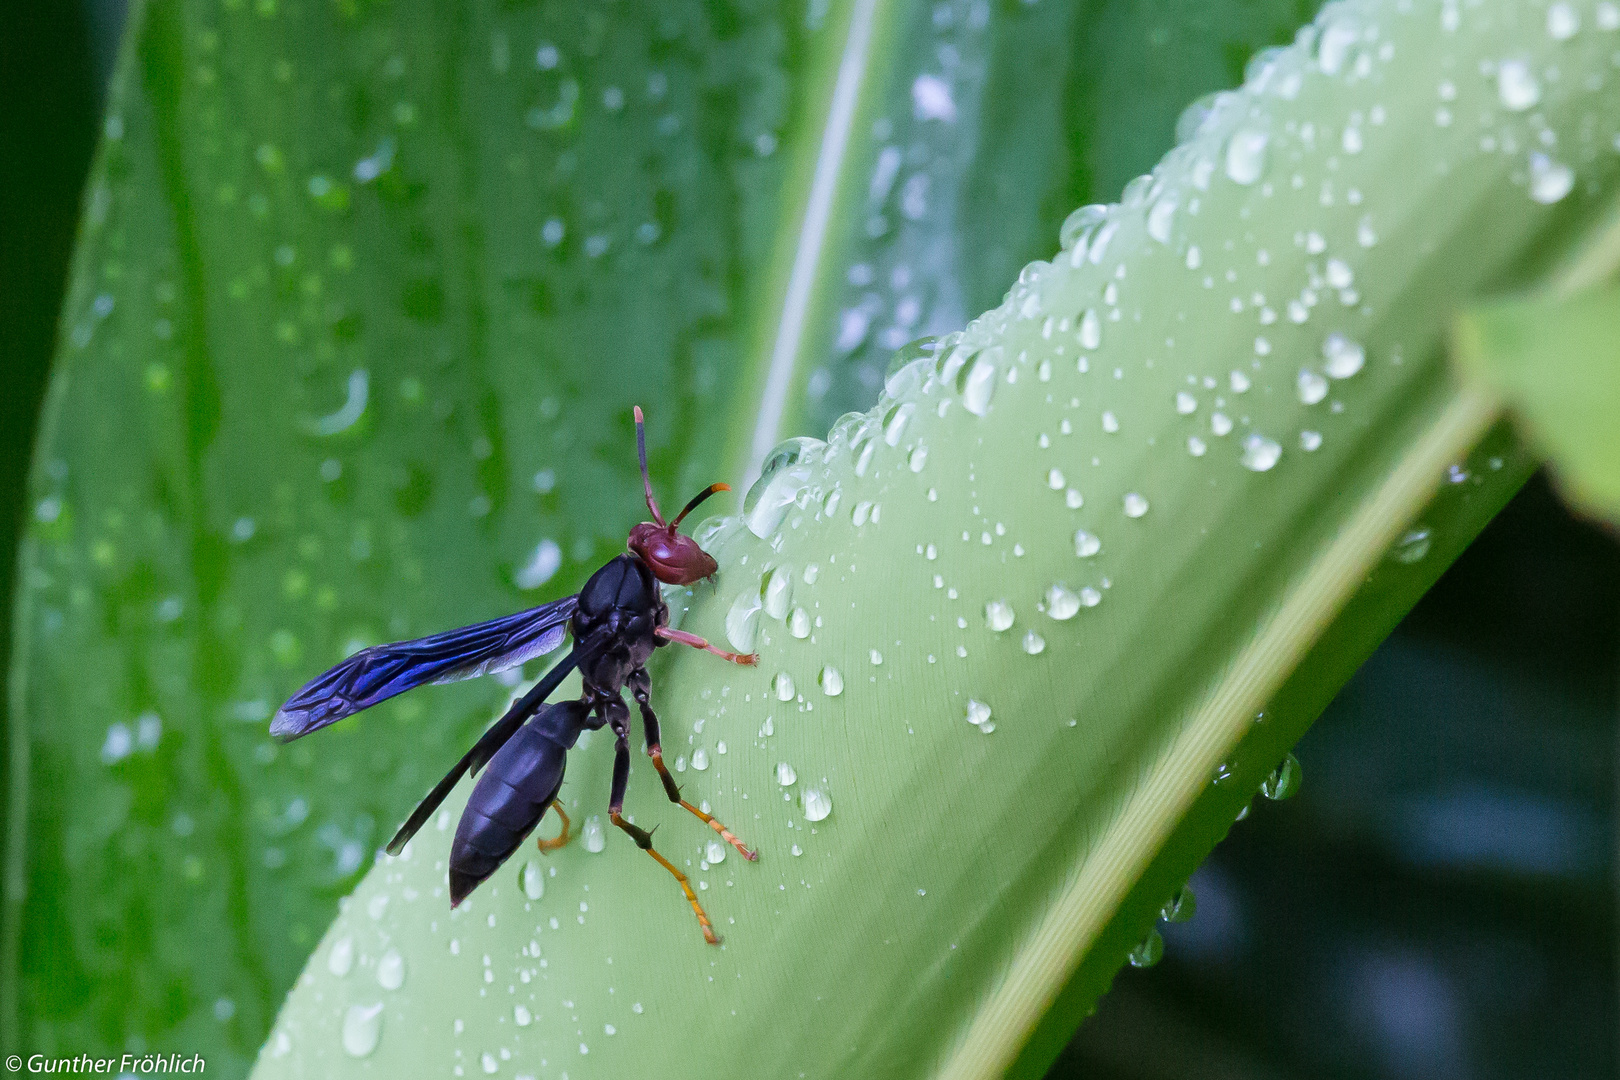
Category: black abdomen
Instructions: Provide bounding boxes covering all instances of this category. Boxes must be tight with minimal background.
[449,710,570,906]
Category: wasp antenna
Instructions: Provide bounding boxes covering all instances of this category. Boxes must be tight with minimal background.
[669,482,729,530]
[633,406,665,526]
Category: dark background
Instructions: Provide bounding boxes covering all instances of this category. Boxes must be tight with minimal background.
[3,5,1613,1078]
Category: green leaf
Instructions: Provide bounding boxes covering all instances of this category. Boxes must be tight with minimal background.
[3,0,1330,1070]
[1454,284,1620,526]
[240,2,1620,1078]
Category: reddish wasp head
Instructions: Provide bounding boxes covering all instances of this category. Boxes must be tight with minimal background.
[628,406,727,585]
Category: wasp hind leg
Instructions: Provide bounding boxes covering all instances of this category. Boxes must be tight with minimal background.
[535,802,571,852]
[603,696,721,945]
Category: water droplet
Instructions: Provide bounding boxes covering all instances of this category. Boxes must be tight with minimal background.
[744,450,815,537]
[985,599,1015,632]
[776,761,798,786]
[1547,2,1579,39]
[1211,412,1233,437]
[1392,527,1431,563]
[870,649,883,666]
[706,839,727,864]
[1322,333,1365,378]
[1021,630,1046,655]
[690,749,710,772]
[789,607,811,638]
[1175,392,1197,415]
[521,862,545,900]
[725,592,762,653]
[1160,886,1197,923]
[341,1002,383,1057]
[377,949,405,990]
[965,699,993,734]
[327,935,355,977]
[1317,19,1358,74]
[1261,752,1302,799]
[1224,129,1269,185]
[1079,309,1101,350]
[801,787,832,822]
[1074,530,1101,558]
[1066,488,1085,509]
[1300,430,1324,451]
[1123,493,1149,518]
[1497,58,1541,111]
[962,357,997,416]
[818,666,844,696]
[1128,928,1164,968]
[1297,369,1329,404]
[908,445,929,472]
[1529,152,1574,204]
[773,672,796,701]
[1044,584,1081,620]
[1241,434,1282,472]
[1230,370,1251,393]
[1060,204,1109,249]
[1048,468,1066,490]
[1079,586,1101,607]
[582,814,607,851]
[1147,196,1177,244]
[514,1005,533,1027]
[883,401,916,446]
[1102,411,1120,434]
[761,565,794,620]
[1188,436,1207,457]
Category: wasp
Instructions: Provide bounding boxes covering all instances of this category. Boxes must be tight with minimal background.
[272,407,758,943]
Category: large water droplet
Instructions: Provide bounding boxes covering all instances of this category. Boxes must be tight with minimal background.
[1322,333,1365,379]
[725,592,762,653]
[962,356,997,416]
[1079,309,1101,350]
[514,1005,533,1027]
[985,599,1015,632]
[1175,392,1197,415]
[1044,584,1081,620]
[1160,886,1197,923]
[1060,204,1109,250]
[1021,630,1046,655]
[690,749,710,772]
[776,762,797,786]
[1262,752,1303,799]
[1146,196,1177,244]
[377,949,405,991]
[908,445,929,473]
[744,455,813,538]
[1128,928,1164,968]
[1123,493,1149,518]
[789,607,811,638]
[1529,153,1574,204]
[801,787,832,822]
[1224,129,1269,185]
[884,401,916,445]
[1240,434,1282,472]
[965,699,993,734]
[1547,0,1580,37]
[1497,58,1541,110]
[761,565,794,620]
[773,671,796,701]
[1317,19,1358,74]
[521,862,545,900]
[1297,369,1329,405]
[341,1002,383,1057]
[327,935,355,977]
[706,839,727,864]
[818,666,844,696]
[582,814,607,851]
[1392,527,1431,563]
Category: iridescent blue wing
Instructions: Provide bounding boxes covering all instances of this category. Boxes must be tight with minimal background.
[270,595,578,740]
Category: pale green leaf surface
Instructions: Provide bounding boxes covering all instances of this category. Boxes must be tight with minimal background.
[1455,285,1620,525]
[4,0,1328,1071]
[248,2,1620,1078]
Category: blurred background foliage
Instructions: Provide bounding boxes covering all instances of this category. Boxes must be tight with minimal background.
[0,2,1612,1078]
